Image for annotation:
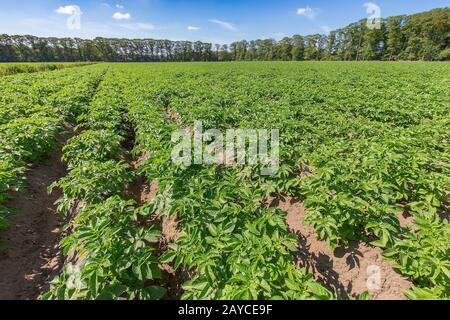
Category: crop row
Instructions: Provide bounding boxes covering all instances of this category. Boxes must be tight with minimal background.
[46,69,166,300]
[0,62,95,77]
[0,65,106,238]
[121,62,449,299]
[121,66,335,300]
[2,62,448,300]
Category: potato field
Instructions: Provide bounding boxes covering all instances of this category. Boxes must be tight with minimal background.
[0,62,448,300]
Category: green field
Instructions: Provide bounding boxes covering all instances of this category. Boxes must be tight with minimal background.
[0,62,95,76]
[0,62,449,300]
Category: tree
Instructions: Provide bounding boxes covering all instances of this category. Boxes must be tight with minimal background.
[385,15,406,60]
[278,37,293,61]
[291,35,304,61]
[0,8,447,62]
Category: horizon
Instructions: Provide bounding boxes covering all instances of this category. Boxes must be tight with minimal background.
[0,1,448,43]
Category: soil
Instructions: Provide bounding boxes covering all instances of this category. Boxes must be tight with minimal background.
[124,154,187,300]
[125,152,157,206]
[159,211,188,300]
[162,215,182,243]
[167,109,182,124]
[398,212,416,229]
[0,151,67,300]
[0,130,419,301]
[126,176,159,206]
[269,195,413,300]
[440,190,450,222]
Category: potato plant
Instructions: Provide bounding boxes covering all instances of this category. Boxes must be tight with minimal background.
[1,62,448,300]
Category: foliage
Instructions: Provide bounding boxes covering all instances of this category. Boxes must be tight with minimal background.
[62,130,126,169]
[122,61,449,299]
[44,197,165,300]
[383,214,450,298]
[0,62,94,77]
[45,69,165,300]
[0,8,448,62]
[50,160,133,214]
[0,64,106,234]
[2,61,449,300]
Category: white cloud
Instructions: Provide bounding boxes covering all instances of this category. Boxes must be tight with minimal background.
[116,4,124,9]
[296,6,319,19]
[188,26,200,31]
[102,3,110,7]
[209,19,238,31]
[55,5,82,15]
[112,12,131,20]
[119,23,155,30]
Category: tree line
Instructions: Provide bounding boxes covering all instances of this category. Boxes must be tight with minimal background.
[1,8,448,62]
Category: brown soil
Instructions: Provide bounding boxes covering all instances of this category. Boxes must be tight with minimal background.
[167,109,182,123]
[398,212,416,229]
[123,159,187,300]
[133,152,152,170]
[125,152,157,206]
[158,212,188,300]
[159,263,192,300]
[126,177,159,206]
[269,196,412,300]
[162,215,182,243]
[440,190,450,222]
[0,151,67,300]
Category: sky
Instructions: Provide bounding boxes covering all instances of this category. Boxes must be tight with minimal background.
[0,0,448,43]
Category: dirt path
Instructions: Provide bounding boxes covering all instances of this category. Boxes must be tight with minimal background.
[125,152,186,299]
[0,151,67,300]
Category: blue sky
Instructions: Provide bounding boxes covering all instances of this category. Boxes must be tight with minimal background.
[0,0,448,43]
